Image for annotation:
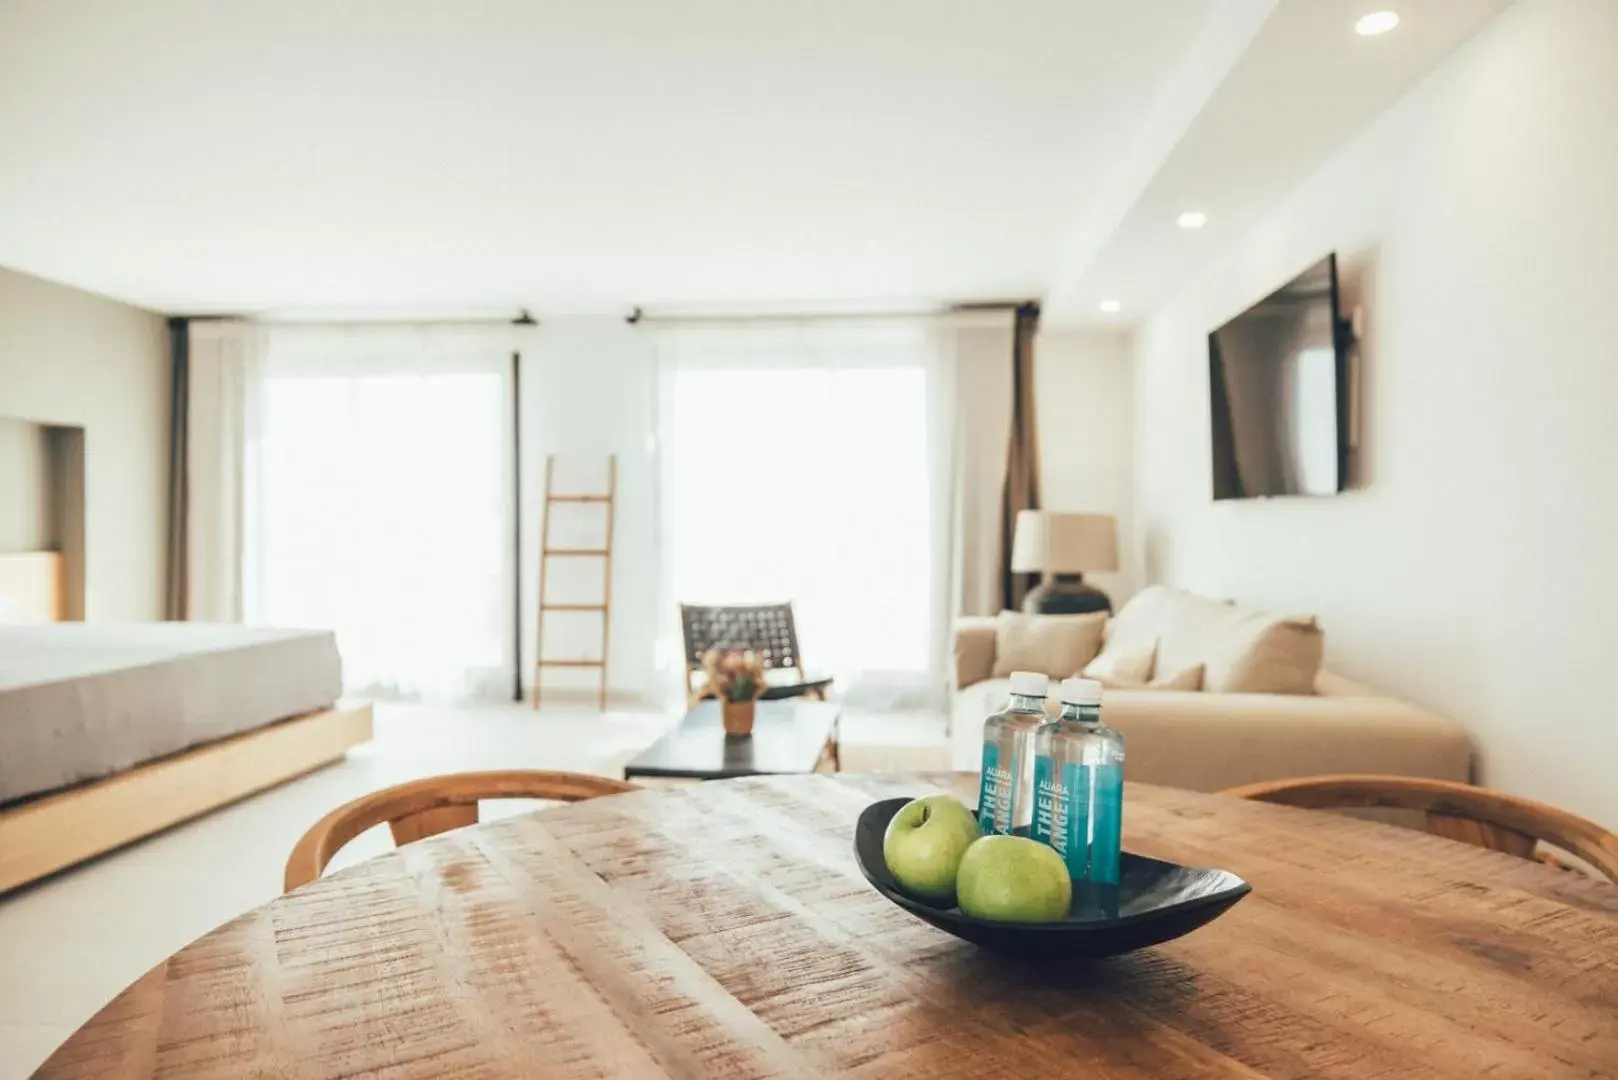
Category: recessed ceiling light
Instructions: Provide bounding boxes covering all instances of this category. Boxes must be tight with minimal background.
[1176,211,1207,230]
[1355,11,1400,36]
[1099,300,1122,314]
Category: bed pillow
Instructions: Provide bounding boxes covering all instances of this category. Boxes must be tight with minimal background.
[992,610,1108,679]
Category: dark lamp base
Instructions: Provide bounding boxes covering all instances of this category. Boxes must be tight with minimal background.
[1022,574,1112,615]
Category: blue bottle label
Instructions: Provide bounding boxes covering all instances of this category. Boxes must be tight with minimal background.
[1035,761,1123,885]
[1088,764,1123,886]
[977,742,1008,834]
[1032,755,1067,849]
[1064,762,1092,879]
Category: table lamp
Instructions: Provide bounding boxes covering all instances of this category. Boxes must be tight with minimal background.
[1010,510,1119,614]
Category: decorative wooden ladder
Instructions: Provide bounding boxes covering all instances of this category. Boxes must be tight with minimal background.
[531,454,616,710]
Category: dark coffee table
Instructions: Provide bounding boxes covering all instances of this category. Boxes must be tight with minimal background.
[624,699,841,781]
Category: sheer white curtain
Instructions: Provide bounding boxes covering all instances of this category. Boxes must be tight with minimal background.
[653,318,971,709]
[185,321,265,622]
[244,326,518,702]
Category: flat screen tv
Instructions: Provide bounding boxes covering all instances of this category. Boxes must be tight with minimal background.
[1208,252,1348,500]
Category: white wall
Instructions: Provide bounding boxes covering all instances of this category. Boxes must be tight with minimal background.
[0,417,51,552]
[518,320,661,703]
[1131,1,1618,826]
[0,268,170,619]
[1036,328,1136,603]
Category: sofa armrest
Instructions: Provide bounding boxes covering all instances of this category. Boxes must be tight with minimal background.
[954,616,998,690]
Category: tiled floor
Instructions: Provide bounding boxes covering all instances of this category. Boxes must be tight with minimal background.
[0,701,949,1079]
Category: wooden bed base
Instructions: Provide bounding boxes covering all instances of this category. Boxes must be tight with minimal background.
[0,702,373,894]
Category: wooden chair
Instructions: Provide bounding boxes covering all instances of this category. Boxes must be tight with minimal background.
[679,602,831,702]
[284,770,637,892]
[1223,774,1618,885]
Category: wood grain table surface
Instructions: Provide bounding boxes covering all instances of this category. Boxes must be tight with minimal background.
[34,772,1618,1079]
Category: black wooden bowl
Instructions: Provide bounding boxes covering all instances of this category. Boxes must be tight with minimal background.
[853,797,1251,958]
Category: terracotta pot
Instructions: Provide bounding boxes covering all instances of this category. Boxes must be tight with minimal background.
[721,698,757,737]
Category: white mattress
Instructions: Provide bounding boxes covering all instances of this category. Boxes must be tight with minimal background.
[0,623,343,805]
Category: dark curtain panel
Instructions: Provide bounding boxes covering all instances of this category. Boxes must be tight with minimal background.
[1207,333,1244,499]
[163,317,190,620]
[1000,302,1042,611]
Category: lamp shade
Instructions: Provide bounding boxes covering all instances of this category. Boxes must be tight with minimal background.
[1010,511,1119,574]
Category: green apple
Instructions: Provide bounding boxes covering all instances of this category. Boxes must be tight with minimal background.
[956,835,1073,923]
[882,795,981,906]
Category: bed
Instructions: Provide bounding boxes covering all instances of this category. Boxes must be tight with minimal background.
[0,552,372,893]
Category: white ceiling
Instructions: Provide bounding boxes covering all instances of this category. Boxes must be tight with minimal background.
[1044,0,1514,325]
[0,0,1510,321]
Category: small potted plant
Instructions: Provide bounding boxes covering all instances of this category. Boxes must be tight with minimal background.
[702,647,767,736]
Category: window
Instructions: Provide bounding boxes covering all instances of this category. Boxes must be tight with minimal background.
[657,322,950,707]
[246,330,515,701]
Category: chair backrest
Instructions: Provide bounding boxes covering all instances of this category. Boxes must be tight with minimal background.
[1223,774,1618,885]
[680,602,806,691]
[284,770,638,892]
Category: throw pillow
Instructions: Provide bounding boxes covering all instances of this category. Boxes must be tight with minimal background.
[1097,586,1181,658]
[1150,663,1204,691]
[992,610,1108,679]
[1082,642,1156,686]
[1150,587,1326,695]
[1208,617,1324,694]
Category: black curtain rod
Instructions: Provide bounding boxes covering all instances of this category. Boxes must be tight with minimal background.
[625,301,1037,325]
[186,303,1034,327]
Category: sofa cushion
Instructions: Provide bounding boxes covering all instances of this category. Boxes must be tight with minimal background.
[1150,589,1238,678]
[1207,616,1322,694]
[1100,585,1185,657]
[1083,648,1203,692]
[991,610,1107,679]
[1151,662,1204,691]
[1149,588,1324,695]
[1082,641,1156,686]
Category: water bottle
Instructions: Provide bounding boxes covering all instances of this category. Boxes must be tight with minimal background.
[976,671,1049,836]
[1033,677,1125,886]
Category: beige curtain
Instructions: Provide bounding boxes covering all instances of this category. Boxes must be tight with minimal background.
[1000,304,1041,611]
[183,321,263,622]
[947,313,1016,617]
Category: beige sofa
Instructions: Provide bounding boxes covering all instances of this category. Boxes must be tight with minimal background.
[954,586,1472,794]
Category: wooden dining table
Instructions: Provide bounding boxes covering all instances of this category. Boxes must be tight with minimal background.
[33,772,1618,1079]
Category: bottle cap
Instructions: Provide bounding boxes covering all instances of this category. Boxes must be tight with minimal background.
[1060,677,1103,706]
[1008,671,1049,697]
